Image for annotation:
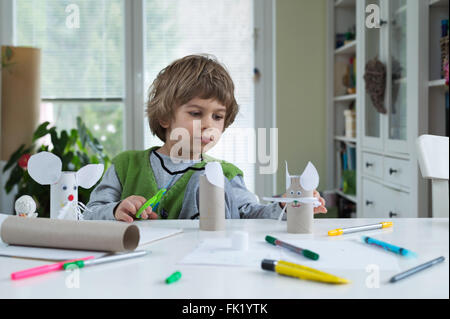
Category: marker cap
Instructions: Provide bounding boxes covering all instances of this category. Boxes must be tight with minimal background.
[303,249,319,260]
[381,222,393,229]
[166,271,182,284]
[261,259,276,272]
[328,228,343,236]
[265,235,277,245]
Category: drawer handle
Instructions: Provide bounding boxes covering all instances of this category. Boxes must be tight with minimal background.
[365,162,373,168]
[389,168,398,175]
[365,200,373,206]
[389,211,398,218]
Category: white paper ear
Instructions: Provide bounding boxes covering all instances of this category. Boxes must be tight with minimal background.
[205,162,224,189]
[300,161,319,191]
[285,161,291,190]
[28,152,62,185]
[76,164,104,189]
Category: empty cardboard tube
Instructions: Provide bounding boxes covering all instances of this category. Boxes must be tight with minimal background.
[0,216,140,252]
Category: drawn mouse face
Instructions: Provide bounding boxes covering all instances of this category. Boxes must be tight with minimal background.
[286,176,302,208]
[56,172,79,208]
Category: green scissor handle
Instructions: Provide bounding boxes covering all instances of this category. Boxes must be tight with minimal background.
[136,188,167,219]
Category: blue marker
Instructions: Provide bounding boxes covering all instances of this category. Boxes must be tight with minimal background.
[362,236,417,257]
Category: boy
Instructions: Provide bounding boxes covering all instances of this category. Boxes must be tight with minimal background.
[84,54,326,222]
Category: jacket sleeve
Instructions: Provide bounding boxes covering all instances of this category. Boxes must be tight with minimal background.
[229,175,285,219]
[84,165,122,220]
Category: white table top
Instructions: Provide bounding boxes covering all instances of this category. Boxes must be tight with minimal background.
[0,218,448,299]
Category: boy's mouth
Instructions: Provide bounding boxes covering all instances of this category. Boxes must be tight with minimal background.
[200,136,213,144]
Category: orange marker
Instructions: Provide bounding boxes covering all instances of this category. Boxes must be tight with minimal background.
[328,222,393,236]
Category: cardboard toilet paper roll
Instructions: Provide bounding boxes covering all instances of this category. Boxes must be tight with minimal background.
[199,172,225,231]
[287,190,314,234]
[0,216,140,252]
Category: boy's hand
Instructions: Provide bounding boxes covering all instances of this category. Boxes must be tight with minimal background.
[114,195,158,223]
[279,190,327,214]
[313,190,327,214]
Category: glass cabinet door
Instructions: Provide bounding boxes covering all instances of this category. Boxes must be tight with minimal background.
[362,0,383,150]
[386,0,409,153]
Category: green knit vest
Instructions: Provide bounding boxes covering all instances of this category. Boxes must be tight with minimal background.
[112,146,243,219]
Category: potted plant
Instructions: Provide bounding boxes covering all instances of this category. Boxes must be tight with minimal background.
[3,117,110,217]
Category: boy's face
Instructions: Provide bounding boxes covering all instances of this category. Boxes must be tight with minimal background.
[161,97,226,156]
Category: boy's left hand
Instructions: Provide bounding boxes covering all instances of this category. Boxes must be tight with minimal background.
[279,190,327,214]
[313,190,327,214]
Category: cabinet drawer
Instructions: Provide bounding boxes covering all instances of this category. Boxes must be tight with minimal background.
[383,157,411,188]
[383,187,413,218]
[362,178,385,218]
[362,152,383,179]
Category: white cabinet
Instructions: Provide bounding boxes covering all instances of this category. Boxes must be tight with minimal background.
[327,0,447,218]
[362,177,414,218]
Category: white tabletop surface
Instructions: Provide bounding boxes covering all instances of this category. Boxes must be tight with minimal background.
[0,218,448,299]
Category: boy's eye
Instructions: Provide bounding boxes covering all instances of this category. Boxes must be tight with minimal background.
[213,114,224,121]
[189,112,201,117]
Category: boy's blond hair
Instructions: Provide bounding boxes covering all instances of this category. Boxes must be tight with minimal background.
[146,54,239,142]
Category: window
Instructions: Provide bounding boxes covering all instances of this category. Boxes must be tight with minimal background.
[15,0,125,157]
[13,0,267,193]
[144,0,256,192]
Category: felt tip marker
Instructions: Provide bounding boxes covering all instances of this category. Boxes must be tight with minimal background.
[261,259,349,284]
[328,222,393,236]
[390,256,445,283]
[362,236,417,257]
[63,250,148,270]
[265,235,319,260]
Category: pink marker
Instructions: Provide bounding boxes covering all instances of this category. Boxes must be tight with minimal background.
[11,256,95,280]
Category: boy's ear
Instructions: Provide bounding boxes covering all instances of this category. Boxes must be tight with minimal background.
[159,118,170,129]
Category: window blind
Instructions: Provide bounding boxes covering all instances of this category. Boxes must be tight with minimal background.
[144,0,256,191]
[15,0,125,99]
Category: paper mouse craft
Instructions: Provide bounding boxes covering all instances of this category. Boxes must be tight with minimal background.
[263,161,320,234]
[27,152,104,220]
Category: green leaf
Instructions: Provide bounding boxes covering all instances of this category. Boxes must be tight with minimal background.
[59,130,69,153]
[5,165,24,193]
[61,151,74,170]
[32,121,51,142]
[3,144,25,172]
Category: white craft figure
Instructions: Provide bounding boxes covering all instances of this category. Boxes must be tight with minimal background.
[15,195,38,218]
[27,152,104,220]
[263,161,320,234]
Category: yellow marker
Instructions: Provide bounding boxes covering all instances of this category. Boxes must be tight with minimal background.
[261,259,349,284]
[328,222,393,236]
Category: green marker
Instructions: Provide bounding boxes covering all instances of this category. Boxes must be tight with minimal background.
[136,188,167,219]
[166,271,181,284]
[62,251,148,270]
[265,235,319,260]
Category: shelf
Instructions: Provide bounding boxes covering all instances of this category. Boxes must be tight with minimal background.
[334,40,356,55]
[429,79,448,88]
[334,94,356,102]
[334,0,355,8]
[429,0,449,7]
[334,136,357,144]
[335,190,357,204]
